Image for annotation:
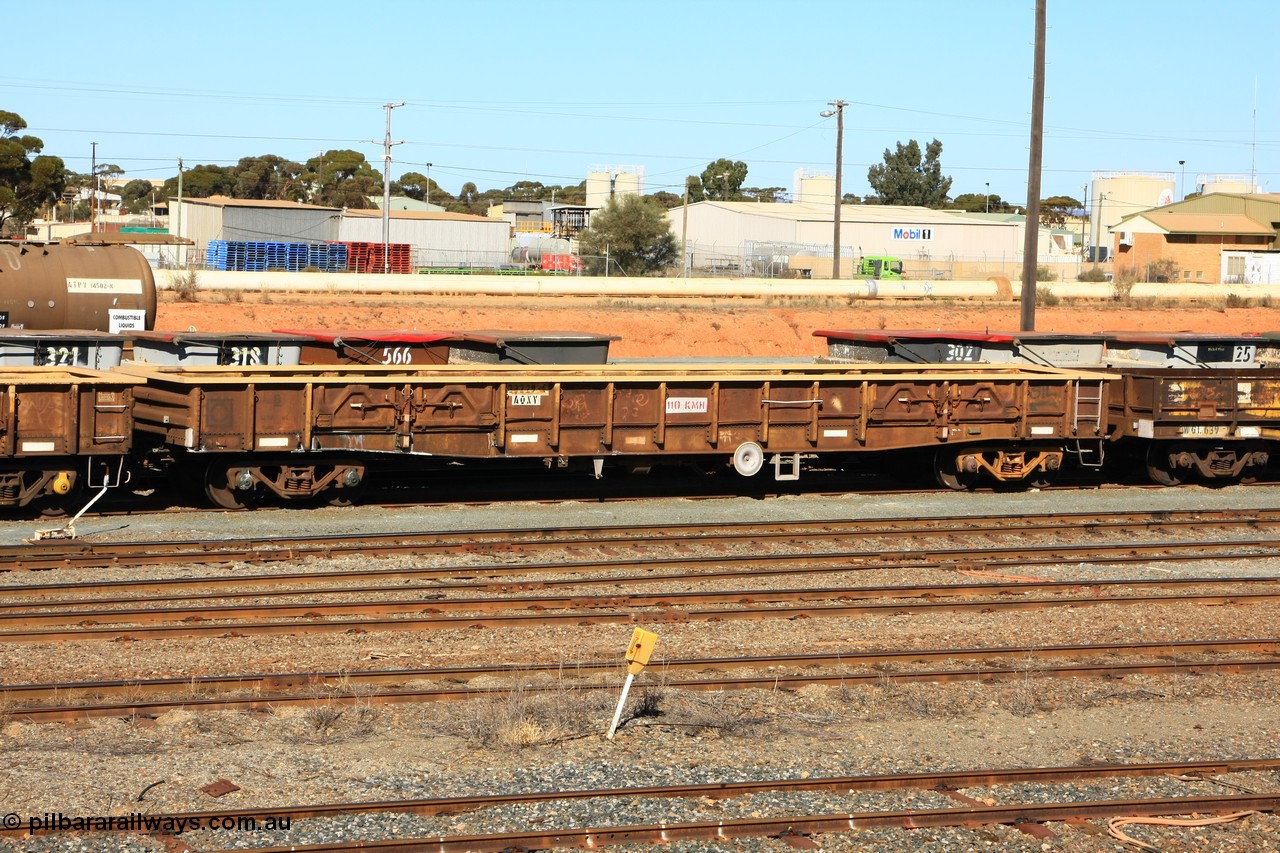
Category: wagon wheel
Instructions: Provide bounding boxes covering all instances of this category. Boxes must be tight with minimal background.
[204,463,254,510]
[1023,472,1056,490]
[934,448,979,491]
[34,478,84,518]
[1144,445,1182,487]
[326,477,368,507]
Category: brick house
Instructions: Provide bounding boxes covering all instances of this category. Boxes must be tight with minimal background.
[1110,193,1280,283]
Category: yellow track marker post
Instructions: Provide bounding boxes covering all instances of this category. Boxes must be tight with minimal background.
[606,627,658,739]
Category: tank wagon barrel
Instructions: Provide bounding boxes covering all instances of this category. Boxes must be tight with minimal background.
[0,242,156,333]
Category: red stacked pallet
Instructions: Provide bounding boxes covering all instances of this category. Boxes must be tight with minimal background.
[335,241,412,274]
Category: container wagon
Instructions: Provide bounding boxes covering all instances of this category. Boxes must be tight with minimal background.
[117,361,1109,508]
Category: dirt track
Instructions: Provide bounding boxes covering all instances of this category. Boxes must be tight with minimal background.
[157,292,1279,359]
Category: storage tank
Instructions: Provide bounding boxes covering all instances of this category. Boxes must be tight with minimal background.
[510,234,572,266]
[1198,174,1258,195]
[585,166,644,208]
[793,168,836,206]
[0,241,156,332]
[1090,172,1176,255]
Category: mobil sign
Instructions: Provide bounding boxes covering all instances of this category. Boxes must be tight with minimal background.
[892,226,933,241]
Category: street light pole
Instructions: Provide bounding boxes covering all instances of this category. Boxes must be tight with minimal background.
[985,182,990,214]
[1178,160,1185,201]
[820,100,847,280]
[1081,183,1088,261]
[379,102,405,274]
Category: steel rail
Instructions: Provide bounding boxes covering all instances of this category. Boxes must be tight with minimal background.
[5,759,1276,839]
[116,794,1280,852]
[5,639,1279,722]
[5,536,1280,602]
[2,589,1279,643]
[7,575,1280,629]
[4,507,1278,570]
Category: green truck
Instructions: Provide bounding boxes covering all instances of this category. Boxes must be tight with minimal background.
[857,256,904,279]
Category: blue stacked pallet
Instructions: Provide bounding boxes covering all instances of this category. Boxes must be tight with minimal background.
[207,240,348,272]
[262,242,286,270]
[244,242,267,272]
[286,243,309,271]
[325,243,347,272]
[206,240,230,270]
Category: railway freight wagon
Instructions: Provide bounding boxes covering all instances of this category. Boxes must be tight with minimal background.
[0,368,138,511]
[118,362,1109,508]
[1108,369,1280,484]
[818,329,1277,485]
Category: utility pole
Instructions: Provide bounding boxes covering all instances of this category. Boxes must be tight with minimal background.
[176,158,184,267]
[819,100,847,280]
[90,142,97,232]
[378,102,405,274]
[681,177,691,278]
[1020,0,1046,331]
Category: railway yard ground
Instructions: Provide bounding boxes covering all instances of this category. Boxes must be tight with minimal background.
[1,293,1279,850]
[153,289,1280,360]
[1,482,1280,851]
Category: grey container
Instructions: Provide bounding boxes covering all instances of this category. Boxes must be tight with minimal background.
[128,331,308,366]
[0,329,125,368]
[1101,333,1262,368]
[817,330,1021,364]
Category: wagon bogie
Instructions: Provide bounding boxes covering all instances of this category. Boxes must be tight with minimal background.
[935,445,1064,491]
[203,457,367,509]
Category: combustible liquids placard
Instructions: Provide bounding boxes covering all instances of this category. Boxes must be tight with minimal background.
[109,309,147,333]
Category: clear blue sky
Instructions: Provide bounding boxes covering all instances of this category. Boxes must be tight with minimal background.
[6,0,1276,205]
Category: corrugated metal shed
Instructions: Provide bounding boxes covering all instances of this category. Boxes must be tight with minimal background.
[668,201,1025,270]
[339,209,511,268]
[172,196,340,263]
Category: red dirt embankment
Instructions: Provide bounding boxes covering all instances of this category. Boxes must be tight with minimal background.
[156,293,1278,359]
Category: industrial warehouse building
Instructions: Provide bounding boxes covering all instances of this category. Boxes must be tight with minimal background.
[1110,193,1280,284]
[170,196,510,269]
[667,201,1071,280]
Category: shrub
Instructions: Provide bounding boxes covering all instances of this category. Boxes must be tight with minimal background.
[1112,266,1138,302]
[1035,265,1058,282]
[1077,265,1110,282]
[171,271,199,302]
[1143,258,1179,283]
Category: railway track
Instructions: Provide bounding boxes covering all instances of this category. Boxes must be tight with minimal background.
[5,759,1275,849]
[4,501,1278,852]
[6,574,1280,628]
[2,583,1278,643]
[5,638,1280,723]
[4,506,1279,571]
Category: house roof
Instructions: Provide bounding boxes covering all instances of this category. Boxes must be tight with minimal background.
[341,209,501,224]
[1123,212,1275,236]
[174,195,340,212]
[691,201,1012,226]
